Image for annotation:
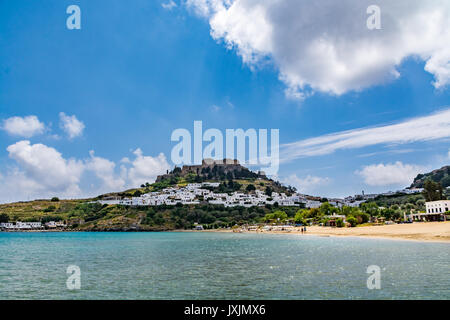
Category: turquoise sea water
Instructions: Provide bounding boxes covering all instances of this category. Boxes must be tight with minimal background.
[0,232,449,299]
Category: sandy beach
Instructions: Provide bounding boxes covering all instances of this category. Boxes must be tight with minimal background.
[302,222,450,243]
[207,222,450,243]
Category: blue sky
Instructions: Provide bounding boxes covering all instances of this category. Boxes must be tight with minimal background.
[1,0,449,202]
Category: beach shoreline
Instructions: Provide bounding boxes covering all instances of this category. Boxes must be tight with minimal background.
[2,222,449,243]
[199,221,450,243]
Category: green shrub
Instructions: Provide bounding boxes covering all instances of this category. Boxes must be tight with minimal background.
[0,213,9,223]
[43,206,56,213]
[347,216,358,227]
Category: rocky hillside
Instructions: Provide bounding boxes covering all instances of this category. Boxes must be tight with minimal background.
[0,160,296,231]
[97,158,294,198]
[156,158,267,182]
[410,165,450,188]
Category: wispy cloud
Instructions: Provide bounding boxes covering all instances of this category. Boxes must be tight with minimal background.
[356,148,417,158]
[211,104,221,112]
[162,0,177,10]
[280,108,450,162]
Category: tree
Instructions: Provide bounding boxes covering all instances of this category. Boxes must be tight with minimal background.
[186,173,197,183]
[441,175,450,188]
[392,210,402,220]
[405,203,415,214]
[41,215,62,223]
[43,206,56,213]
[307,208,321,220]
[0,213,9,223]
[423,179,444,201]
[360,202,379,216]
[265,186,273,196]
[341,206,357,216]
[246,184,256,192]
[172,166,181,174]
[263,210,287,223]
[336,218,345,228]
[294,209,307,224]
[319,202,337,216]
[347,216,357,227]
[380,207,395,220]
[51,197,59,202]
[416,199,425,210]
[285,185,297,195]
[349,209,370,224]
[359,212,370,224]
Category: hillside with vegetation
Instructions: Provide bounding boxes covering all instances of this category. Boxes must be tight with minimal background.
[0,198,398,231]
[1,164,449,231]
[410,165,450,188]
[373,178,449,209]
[0,198,86,224]
[0,161,297,230]
[100,161,295,200]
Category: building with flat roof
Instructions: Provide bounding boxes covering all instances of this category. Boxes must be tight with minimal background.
[409,200,450,222]
[425,200,450,214]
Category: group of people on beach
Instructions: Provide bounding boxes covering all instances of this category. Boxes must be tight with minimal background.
[300,226,307,234]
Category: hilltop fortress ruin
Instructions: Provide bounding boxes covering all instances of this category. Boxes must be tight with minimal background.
[156,158,266,182]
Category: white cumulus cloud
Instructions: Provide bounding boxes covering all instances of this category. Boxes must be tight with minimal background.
[355,161,426,187]
[283,174,330,194]
[59,112,85,139]
[85,151,126,192]
[3,140,84,201]
[187,0,450,98]
[0,141,171,203]
[1,115,45,138]
[127,148,171,187]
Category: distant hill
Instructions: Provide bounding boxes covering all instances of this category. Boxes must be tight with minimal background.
[156,158,267,182]
[100,159,293,199]
[410,165,450,188]
[0,160,297,231]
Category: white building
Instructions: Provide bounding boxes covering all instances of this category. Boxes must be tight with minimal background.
[186,183,202,190]
[344,200,366,208]
[0,222,14,229]
[45,221,66,228]
[305,200,322,208]
[98,183,362,209]
[202,182,220,187]
[402,188,424,194]
[27,222,43,229]
[99,199,121,205]
[1,221,43,230]
[425,200,450,214]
